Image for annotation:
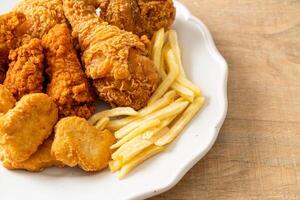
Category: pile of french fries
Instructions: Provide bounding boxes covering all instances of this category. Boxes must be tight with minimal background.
[88,28,205,179]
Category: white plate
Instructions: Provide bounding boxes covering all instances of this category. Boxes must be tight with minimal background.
[0,1,228,199]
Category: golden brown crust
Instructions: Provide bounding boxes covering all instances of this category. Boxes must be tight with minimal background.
[63,0,160,110]
[42,24,95,119]
[14,0,66,39]
[99,0,176,37]
[94,49,160,109]
[4,38,44,100]
[0,84,16,114]
[0,12,27,83]
[52,116,116,171]
[1,138,64,172]
[0,93,58,163]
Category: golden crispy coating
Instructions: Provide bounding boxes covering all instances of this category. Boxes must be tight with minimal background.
[63,0,160,110]
[52,116,116,171]
[0,12,27,83]
[1,138,63,172]
[14,0,66,39]
[94,49,160,109]
[98,0,176,37]
[4,38,44,100]
[42,24,95,119]
[0,93,58,163]
[0,84,16,114]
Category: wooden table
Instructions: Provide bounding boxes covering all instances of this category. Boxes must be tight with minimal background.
[151,0,300,199]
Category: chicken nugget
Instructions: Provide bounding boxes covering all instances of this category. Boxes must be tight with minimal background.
[0,93,58,163]
[52,116,116,171]
[1,137,63,172]
[0,84,16,114]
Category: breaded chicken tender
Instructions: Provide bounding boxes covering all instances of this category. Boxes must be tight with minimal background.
[0,12,27,83]
[0,93,58,163]
[42,24,95,119]
[52,116,116,171]
[4,38,44,100]
[0,84,16,114]
[1,138,63,172]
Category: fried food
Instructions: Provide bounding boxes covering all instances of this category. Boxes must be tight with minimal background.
[3,38,44,100]
[52,116,116,171]
[0,93,58,163]
[42,24,95,119]
[1,138,63,172]
[63,0,160,110]
[14,0,66,39]
[0,12,27,83]
[0,84,16,114]
[98,0,176,37]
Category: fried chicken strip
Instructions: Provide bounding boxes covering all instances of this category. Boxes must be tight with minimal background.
[0,84,16,114]
[52,116,116,171]
[42,24,95,119]
[1,137,63,172]
[98,0,176,37]
[0,93,58,163]
[0,12,27,83]
[4,38,44,100]
[63,0,160,110]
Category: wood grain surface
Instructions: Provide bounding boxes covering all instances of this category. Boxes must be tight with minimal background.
[151,0,300,199]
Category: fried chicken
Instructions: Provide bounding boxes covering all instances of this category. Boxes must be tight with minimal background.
[3,38,44,100]
[52,116,116,171]
[0,12,27,83]
[63,0,160,110]
[14,0,66,39]
[0,84,16,114]
[42,24,95,119]
[1,137,63,172]
[0,93,58,163]
[98,0,176,37]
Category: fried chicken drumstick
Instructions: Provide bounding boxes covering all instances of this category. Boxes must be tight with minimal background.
[42,24,95,119]
[98,0,176,37]
[63,0,160,110]
[4,38,44,100]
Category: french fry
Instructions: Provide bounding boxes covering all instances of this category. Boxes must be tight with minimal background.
[151,28,165,74]
[114,100,189,139]
[148,127,170,143]
[109,160,122,173]
[112,134,144,160]
[111,119,160,149]
[159,42,171,78]
[95,117,109,130]
[142,115,177,139]
[118,145,165,179]
[139,90,177,116]
[106,116,137,131]
[176,76,202,97]
[148,50,180,105]
[117,135,153,164]
[106,90,177,130]
[155,97,205,146]
[88,107,138,125]
[168,30,186,78]
[172,82,195,102]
